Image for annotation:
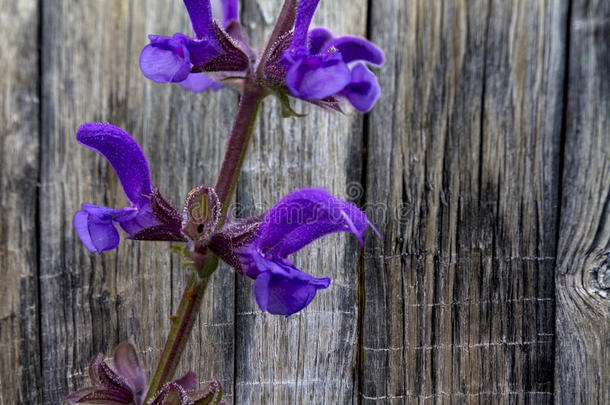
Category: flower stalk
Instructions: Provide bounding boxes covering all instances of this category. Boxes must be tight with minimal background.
[144,256,217,403]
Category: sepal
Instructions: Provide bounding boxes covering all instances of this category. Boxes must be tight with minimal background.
[181,186,221,244]
[209,216,262,275]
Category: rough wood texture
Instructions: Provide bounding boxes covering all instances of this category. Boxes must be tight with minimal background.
[0,1,41,403]
[3,0,610,404]
[554,0,610,403]
[363,0,567,402]
[39,1,236,402]
[235,1,366,403]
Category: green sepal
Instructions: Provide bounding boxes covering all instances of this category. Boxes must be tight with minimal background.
[272,90,306,118]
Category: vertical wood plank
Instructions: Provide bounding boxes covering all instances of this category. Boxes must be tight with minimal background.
[236,0,366,403]
[0,1,41,403]
[364,0,567,402]
[39,1,236,402]
[555,0,610,402]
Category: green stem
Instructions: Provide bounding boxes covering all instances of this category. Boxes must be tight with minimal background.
[144,256,218,402]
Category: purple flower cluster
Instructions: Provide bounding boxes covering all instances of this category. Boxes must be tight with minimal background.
[74,124,376,316]
[140,0,384,112]
[65,343,224,405]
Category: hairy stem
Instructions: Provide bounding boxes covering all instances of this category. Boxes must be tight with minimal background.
[256,0,298,75]
[215,79,264,219]
[144,256,218,402]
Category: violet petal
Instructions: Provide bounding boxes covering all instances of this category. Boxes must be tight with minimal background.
[179,73,223,92]
[221,0,239,25]
[76,123,152,207]
[74,210,120,253]
[113,342,146,402]
[255,188,369,258]
[292,0,321,48]
[326,35,385,66]
[252,259,330,316]
[184,0,215,39]
[119,201,162,236]
[285,53,351,99]
[308,27,334,54]
[339,63,381,113]
[140,35,193,83]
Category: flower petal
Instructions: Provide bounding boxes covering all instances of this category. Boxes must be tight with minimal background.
[255,188,370,258]
[184,0,215,39]
[76,123,152,207]
[340,63,381,113]
[65,387,134,404]
[81,204,138,222]
[119,201,161,236]
[174,371,198,393]
[113,343,146,401]
[74,210,120,253]
[74,210,98,253]
[326,35,385,66]
[285,53,351,99]
[252,260,330,316]
[308,27,334,54]
[140,35,193,83]
[88,353,133,399]
[148,382,189,405]
[179,73,223,92]
[221,0,239,25]
[292,0,321,48]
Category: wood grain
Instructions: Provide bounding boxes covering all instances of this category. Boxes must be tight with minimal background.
[0,1,41,403]
[235,0,367,403]
[554,0,610,403]
[3,0,610,403]
[39,1,236,402]
[363,0,567,402]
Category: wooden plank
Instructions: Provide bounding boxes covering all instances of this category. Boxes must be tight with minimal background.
[364,0,567,402]
[554,0,610,403]
[0,1,41,403]
[39,1,236,402]
[235,0,367,403]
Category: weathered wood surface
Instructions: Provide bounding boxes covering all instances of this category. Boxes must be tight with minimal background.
[363,0,570,403]
[0,1,41,403]
[554,0,610,403]
[1,0,609,404]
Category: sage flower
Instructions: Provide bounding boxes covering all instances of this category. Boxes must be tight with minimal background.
[278,0,384,112]
[73,123,183,253]
[139,0,250,92]
[65,342,224,405]
[232,188,377,316]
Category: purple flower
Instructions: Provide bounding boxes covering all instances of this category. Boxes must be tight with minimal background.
[269,0,384,112]
[231,188,378,316]
[66,343,224,405]
[140,0,250,93]
[73,123,183,253]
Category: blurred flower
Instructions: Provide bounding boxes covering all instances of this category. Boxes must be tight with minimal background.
[65,343,224,405]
